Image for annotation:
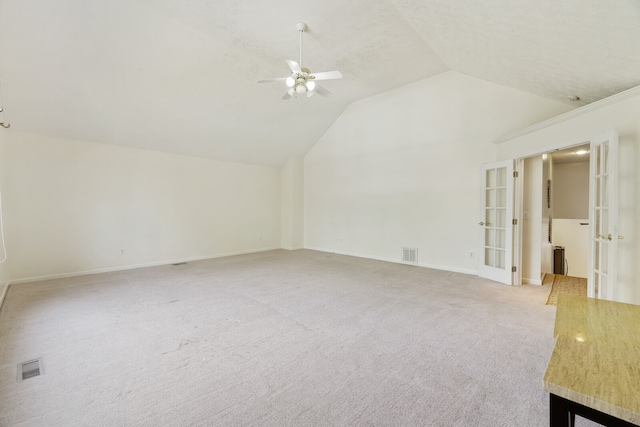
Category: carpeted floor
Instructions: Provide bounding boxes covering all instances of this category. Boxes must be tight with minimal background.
[0,250,599,426]
[545,274,588,306]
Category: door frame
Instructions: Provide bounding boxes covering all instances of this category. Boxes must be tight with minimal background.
[511,129,618,299]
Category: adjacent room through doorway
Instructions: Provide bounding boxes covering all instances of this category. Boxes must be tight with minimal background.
[520,144,590,286]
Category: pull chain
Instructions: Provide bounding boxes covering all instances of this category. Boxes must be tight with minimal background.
[0,80,10,128]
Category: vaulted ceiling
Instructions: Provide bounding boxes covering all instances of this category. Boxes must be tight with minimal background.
[0,0,638,167]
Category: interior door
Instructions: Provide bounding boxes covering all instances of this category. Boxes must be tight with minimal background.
[479,160,515,284]
[588,130,618,300]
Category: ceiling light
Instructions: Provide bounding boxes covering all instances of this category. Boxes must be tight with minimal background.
[257,23,343,100]
[575,150,589,155]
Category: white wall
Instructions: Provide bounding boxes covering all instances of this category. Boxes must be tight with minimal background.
[553,219,589,278]
[522,156,542,284]
[281,157,304,250]
[523,154,552,285]
[0,130,9,305]
[6,132,281,282]
[542,155,553,278]
[496,88,640,304]
[550,160,589,278]
[553,162,589,219]
[304,71,573,273]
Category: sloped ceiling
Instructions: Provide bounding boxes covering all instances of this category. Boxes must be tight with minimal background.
[0,0,638,167]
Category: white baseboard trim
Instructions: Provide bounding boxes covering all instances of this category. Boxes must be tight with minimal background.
[9,247,282,285]
[303,247,478,276]
[523,278,543,285]
[419,262,478,276]
[281,246,304,251]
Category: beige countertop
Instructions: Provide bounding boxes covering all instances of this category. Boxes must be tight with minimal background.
[543,294,640,425]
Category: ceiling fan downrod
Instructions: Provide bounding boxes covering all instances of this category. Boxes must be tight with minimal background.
[296,22,307,68]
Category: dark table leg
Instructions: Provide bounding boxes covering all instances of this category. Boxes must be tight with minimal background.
[549,393,639,427]
[550,393,572,427]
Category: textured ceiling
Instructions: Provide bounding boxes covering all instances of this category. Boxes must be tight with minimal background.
[0,0,638,167]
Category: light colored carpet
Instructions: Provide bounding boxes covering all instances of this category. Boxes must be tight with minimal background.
[545,275,588,306]
[0,250,599,426]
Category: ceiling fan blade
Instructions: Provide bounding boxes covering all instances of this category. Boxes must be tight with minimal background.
[257,77,287,84]
[281,91,292,100]
[314,85,332,97]
[286,60,301,73]
[311,70,343,81]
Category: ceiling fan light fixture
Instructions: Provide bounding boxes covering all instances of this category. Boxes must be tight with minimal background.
[258,22,342,100]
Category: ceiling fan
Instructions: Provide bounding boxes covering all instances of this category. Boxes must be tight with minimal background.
[258,23,342,100]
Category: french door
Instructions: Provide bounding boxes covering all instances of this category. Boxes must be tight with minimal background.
[588,130,618,300]
[479,160,515,284]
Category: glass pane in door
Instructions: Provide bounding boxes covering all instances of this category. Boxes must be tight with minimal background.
[588,130,618,300]
[484,166,507,270]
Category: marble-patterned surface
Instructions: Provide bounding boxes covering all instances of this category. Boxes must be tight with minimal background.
[543,294,640,424]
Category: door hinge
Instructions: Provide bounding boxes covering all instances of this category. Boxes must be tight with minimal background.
[512,266,517,273]
[512,218,518,225]
[513,171,519,178]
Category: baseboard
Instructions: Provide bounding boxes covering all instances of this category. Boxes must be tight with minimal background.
[303,247,478,276]
[523,277,543,285]
[8,246,480,286]
[419,262,478,276]
[9,247,282,285]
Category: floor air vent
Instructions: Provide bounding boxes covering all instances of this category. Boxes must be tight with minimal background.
[18,358,43,381]
[402,247,418,265]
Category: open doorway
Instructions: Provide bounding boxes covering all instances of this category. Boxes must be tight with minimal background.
[520,144,590,286]
[515,130,618,301]
[548,144,590,278]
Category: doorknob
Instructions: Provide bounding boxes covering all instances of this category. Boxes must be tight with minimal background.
[479,221,485,226]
